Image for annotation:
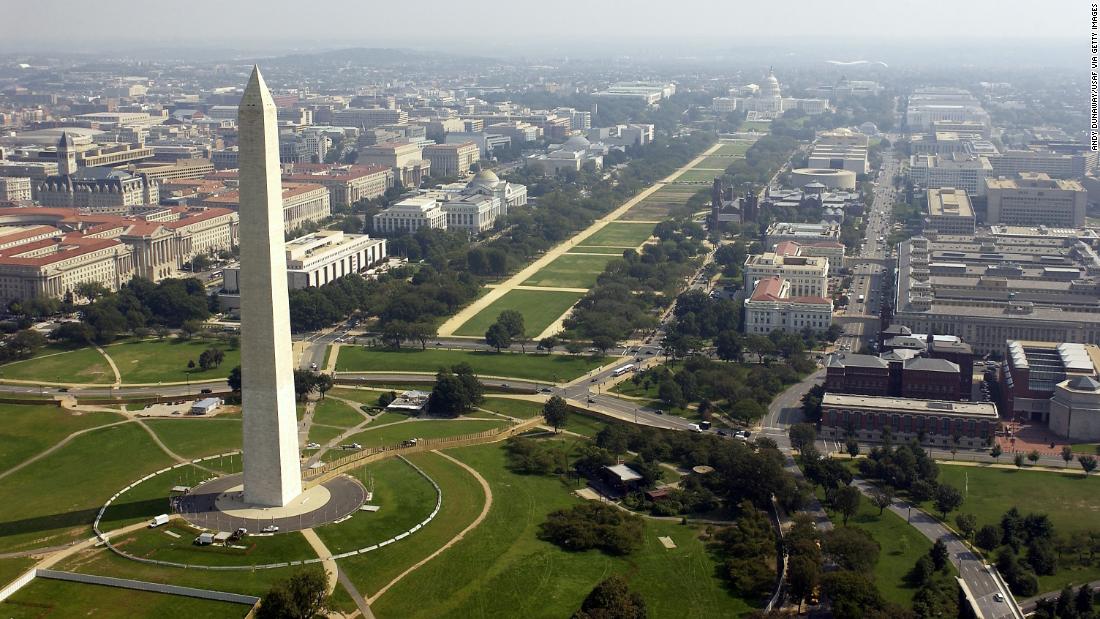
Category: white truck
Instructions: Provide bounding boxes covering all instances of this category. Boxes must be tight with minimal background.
[148,514,170,528]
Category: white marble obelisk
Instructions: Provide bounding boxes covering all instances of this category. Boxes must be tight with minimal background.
[238,66,303,507]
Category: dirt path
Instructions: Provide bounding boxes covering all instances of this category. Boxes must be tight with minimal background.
[366,450,493,605]
[93,345,122,386]
[436,142,722,337]
[0,418,134,482]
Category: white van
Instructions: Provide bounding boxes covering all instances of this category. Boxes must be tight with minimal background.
[148,514,170,528]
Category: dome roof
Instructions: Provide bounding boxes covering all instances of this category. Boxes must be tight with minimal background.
[562,135,591,151]
[759,69,781,99]
[471,169,499,186]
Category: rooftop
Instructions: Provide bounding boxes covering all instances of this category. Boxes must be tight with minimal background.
[822,393,999,417]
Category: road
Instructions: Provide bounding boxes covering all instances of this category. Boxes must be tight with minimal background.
[852,478,1018,619]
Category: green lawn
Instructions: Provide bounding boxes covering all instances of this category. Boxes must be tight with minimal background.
[739,121,772,132]
[312,398,367,428]
[564,412,613,438]
[715,142,753,156]
[108,339,240,384]
[674,169,722,183]
[337,347,610,382]
[521,254,619,289]
[0,423,174,553]
[369,442,756,618]
[326,419,508,461]
[0,345,114,384]
[934,464,1100,591]
[144,418,242,461]
[2,578,248,618]
[480,397,545,419]
[699,155,741,169]
[1071,443,1100,455]
[308,423,346,447]
[453,289,585,338]
[0,557,34,588]
[329,388,389,408]
[568,246,632,255]
[316,457,437,554]
[334,451,486,610]
[580,222,655,248]
[106,519,316,567]
[0,404,123,473]
[820,489,932,606]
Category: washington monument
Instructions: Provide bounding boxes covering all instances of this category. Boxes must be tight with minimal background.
[238,66,303,507]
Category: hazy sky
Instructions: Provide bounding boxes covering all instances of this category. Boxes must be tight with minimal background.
[3,0,1082,52]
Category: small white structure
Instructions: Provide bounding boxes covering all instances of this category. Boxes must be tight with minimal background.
[190,397,222,415]
[386,390,431,413]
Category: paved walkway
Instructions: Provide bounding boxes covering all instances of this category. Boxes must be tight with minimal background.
[435,142,722,337]
[366,450,493,605]
[301,528,339,595]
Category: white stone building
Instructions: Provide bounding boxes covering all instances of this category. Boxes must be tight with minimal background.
[372,196,446,234]
[743,276,833,334]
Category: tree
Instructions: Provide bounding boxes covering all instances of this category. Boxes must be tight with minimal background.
[834,485,862,525]
[1079,455,1097,477]
[822,570,885,619]
[846,437,860,458]
[930,539,949,571]
[824,526,880,572]
[907,554,935,587]
[227,365,242,392]
[787,555,821,612]
[571,575,647,619]
[538,336,558,354]
[788,423,817,453]
[991,443,1003,460]
[1027,450,1040,465]
[293,369,319,401]
[956,513,978,540]
[256,568,328,619]
[497,310,525,340]
[657,379,684,409]
[315,373,334,399]
[909,479,937,503]
[934,484,964,519]
[976,524,1001,551]
[1014,453,1025,468]
[427,365,483,417]
[870,486,894,515]
[187,359,196,371]
[407,322,433,350]
[7,329,45,359]
[485,322,512,352]
[180,319,203,339]
[715,330,743,361]
[1061,445,1075,468]
[592,335,616,356]
[1074,583,1093,616]
[543,395,570,431]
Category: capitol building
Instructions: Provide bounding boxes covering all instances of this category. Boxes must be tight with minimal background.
[713,69,830,121]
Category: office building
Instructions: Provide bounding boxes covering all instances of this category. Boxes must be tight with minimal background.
[905,88,990,132]
[820,393,998,446]
[327,107,408,128]
[743,276,832,334]
[925,188,975,235]
[423,142,479,177]
[372,196,446,234]
[826,352,964,401]
[594,82,676,105]
[358,141,430,188]
[223,230,387,293]
[281,163,394,208]
[989,149,1095,180]
[201,182,330,233]
[985,173,1087,227]
[1000,340,1100,425]
[908,153,993,196]
[893,235,1100,355]
[0,177,32,202]
[745,242,829,297]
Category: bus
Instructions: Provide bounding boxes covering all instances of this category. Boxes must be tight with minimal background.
[611,364,636,377]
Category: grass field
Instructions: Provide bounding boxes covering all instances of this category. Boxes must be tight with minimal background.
[0,557,34,588]
[567,246,631,255]
[312,398,367,428]
[336,347,610,382]
[820,489,932,606]
[0,404,123,473]
[698,156,740,169]
[369,442,756,618]
[0,422,174,553]
[740,121,772,132]
[934,465,1100,591]
[0,345,114,384]
[715,142,754,156]
[2,578,248,618]
[521,253,618,289]
[563,412,613,438]
[109,519,316,567]
[453,289,585,338]
[674,169,723,183]
[580,222,655,247]
[308,423,346,447]
[328,387,388,408]
[108,339,240,384]
[144,418,242,461]
[316,457,437,554]
[334,451,485,609]
[325,419,508,460]
[479,397,544,419]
